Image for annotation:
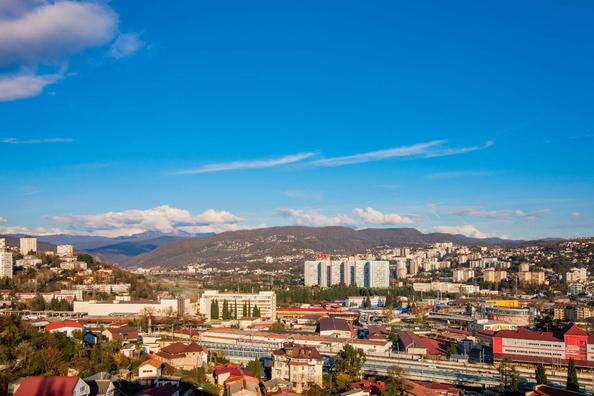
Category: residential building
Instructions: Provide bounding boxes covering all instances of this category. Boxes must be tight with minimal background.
[83,372,119,396]
[568,283,584,295]
[14,376,90,396]
[102,325,139,342]
[46,320,84,337]
[224,374,262,396]
[483,268,507,283]
[0,238,5,249]
[16,256,42,268]
[215,367,255,385]
[271,342,323,393]
[154,341,208,369]
[0,252,12,279]
[452,269,474,283]
[345,295,386,308]
[19,236,37,254]
[57,244,74,257]
[138,359,163,379]
[199,290,276,321]
[316,317,354,338]
[564,268,587,282]
[304,260,389,288]
[519,263,531,272]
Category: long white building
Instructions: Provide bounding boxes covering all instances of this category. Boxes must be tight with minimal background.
[0,252,13,279]
[199,290,276,321]
[74,298,194,317]
[304,260,389,288]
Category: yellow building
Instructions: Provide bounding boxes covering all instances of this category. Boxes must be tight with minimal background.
[487,299,519,308]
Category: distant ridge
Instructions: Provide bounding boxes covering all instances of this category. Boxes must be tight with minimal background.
[122,226,518,269]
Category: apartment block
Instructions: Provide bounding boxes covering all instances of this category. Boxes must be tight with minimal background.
[0,252,13,279]
[56,244,74,257]
[20,236,37,254]
[304,260,389,288]
[199,290,276,321]
[271,343,323,393]
[453,269,474,282]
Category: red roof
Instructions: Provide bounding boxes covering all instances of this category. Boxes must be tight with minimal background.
[494,327,563,342]
[14,376,81,396]
[215,367,254,377]
[562,323,587,337]
[45,321,83,331]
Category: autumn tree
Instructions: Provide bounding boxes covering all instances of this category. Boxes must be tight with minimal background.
[335,344,366,379]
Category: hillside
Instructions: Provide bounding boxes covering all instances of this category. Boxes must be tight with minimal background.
[123,226,509,269]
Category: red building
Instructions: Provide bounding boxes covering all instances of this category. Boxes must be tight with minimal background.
[493,324,594,367]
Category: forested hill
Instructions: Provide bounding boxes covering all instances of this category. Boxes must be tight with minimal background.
[123,226,511,269]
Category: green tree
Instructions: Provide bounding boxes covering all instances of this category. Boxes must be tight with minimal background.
[242,302,247,317]
[77,254,94,265]
[335,344,366,379]
[211,300,219,320]
[446,344,458,355]
[497,359,519,393]
[222,300,229,320]
[387,326,399,346]
[386,365,408,390]
[269,319,286,331]
[567,358,579,392]
[302,384,325,396]
[510,366,519,392]
[366,295,372,308]
[246,358,264,379]
[252,304,260,317]
[202,383,223,396]
[535,363,547,385]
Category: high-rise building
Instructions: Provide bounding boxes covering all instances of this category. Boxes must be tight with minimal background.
[57,245,74,257]
[396,262,407,279]
[304,260,389,288]
[453,269,475,282]
[408,260,419,275]
[199,290,276,321]
[20,236,37,254]
[0,252,13,279]
[0,238,5,250]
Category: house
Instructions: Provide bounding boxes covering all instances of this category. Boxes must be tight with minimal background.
[214,367,254,385]
[133,386,179,396]
[401,381,440,396]
[46,320,84,337]
[271,342,323,393]
[367,325,389,340]
[224,374,261,396]
[316,317,354,338]
[261,378,293,394]
[155,341,208,369]
[139,359,164,379]
[102,325,139,342]
[347,380,387,396]
[14,376,90,396]
[84,372,120,396]
[84,332,101,346]
[529,384,583,396]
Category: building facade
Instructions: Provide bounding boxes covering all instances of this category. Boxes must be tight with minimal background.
[271,343,323,393]
[304,260,389,288]
[19,237,37,254]
[57,244,74,257]
[0,252,13,279]
[199,290,276,321]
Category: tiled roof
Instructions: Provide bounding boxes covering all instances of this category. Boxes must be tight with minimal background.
[318,317,351,332]
[160,341,206,355]
[562,323,587,336]
[45,320,83,331]
[272,342,323,359]
[215,367,254,377]
[139,359,163,369]
[494,327,564,342]
[14,376,80,396]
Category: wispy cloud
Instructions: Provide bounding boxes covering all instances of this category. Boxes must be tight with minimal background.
[450,206,550,222]
[3,137,73,144]
[571,212,581,218]
[515,209,550,222]
[108,32,145,59]
[20,185,40,196]
[424,224,508,239]
[0,71,63,101]
[375,184,399,189]
[426,170,503,180]
[309,140,493,168]
[0,216,7,223]
[274,206,422,227]
[173,152,315,174]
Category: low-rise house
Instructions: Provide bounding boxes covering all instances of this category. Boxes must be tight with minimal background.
[347,380,387,396]
[139,359,163,380]
[102,325,139,342]
[14,376,90,396]
[46,320,84,337]
[155,341,208,369]
[316,317,354,338]
[224,374,261,396]
[214,367,254,385]
[84,372,120,396]
[133,386,179,396]
[84,332,101,346]
[271,342,323,393]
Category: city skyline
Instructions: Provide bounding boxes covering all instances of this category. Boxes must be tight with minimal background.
[1,1,593,240]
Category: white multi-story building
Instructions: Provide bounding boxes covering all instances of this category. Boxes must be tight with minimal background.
[453,269,475,282]
[15,256,42,268]
[0,238,5,250]
[199,290,276,321]
[74,298,195,317]
[56,244,74,257]
[0,252,13,279]
[19,236,37,254]
[304,260,389,288]
[565,268,588,282]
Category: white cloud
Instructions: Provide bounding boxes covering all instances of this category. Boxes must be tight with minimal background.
[450,208,511,219]
[425,224,508,239]
[2,137,72,144]
[310,140,493,168]
[0,1,118,67]
[571,212,581,218]
[0,72,62,101]
[515,209,550,222]
[108,32,145,59]
[44,205,250,236]
[426,170,503,180]
[0,216,7,223]
[173,153,315,174]
[274,207,418,227]
[0,225,66,236]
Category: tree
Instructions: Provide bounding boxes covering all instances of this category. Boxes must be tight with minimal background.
[567,358,579,392]
[446,344,458,355]
[365,295,371,308]
[252,304,260,317]
[222,300,229,320]
[302,384,325,396]
[387,326,399,346]
[334,372,352,390]
[335,344,366,379]
[510,366,519,392]
[246,358,264,380]
[202,383,223,396]
[211,300,219,320]
[497,359,519,393]
[242,302,247,317]
[381,384,400,396]
[386,365,408,390]
[269,319,286,331]
[535,363,547,385]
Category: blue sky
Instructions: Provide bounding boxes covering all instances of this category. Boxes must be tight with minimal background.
[0,1,593,240]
